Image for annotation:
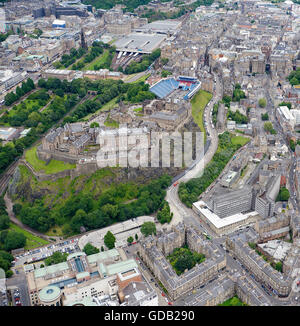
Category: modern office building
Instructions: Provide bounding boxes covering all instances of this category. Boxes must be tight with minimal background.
[26,249,156,306]
[207,186,254,218]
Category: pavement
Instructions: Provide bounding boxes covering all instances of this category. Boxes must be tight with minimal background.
[124,243,168,306]
[166,73,222,236]
[6,272,30,307]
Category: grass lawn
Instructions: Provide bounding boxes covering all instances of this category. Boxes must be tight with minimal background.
[218,296,248,306]
[123,73,138,82]
[104,115,119,128]
[25,145,76,174]
[231,135,250,147]
[132,73,151,84]
[83,97,119,121]
[191,90,212,139]
[1,96,50,123]
[45,226,63,237]
[82,50,110,71]
[9,223,49,250]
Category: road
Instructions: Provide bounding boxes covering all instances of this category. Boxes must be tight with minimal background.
[124,243,168,306]
[124,70,150,83]
[166,73,222,235]
[6,272,30,307]
[4,193,56,242]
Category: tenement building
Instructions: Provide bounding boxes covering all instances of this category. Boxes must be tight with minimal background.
[226,234,291,297]
[138,223,226,301]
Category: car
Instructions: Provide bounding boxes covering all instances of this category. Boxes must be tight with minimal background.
[161,292,165,297]
[168,302,173,305]
[16,302,22,306]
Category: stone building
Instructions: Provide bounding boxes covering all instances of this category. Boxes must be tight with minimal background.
[226,235,291,297]
[138,223,226,301]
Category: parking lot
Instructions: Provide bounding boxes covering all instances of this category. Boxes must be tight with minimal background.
[12,238,80,268]
[0,289,8,306]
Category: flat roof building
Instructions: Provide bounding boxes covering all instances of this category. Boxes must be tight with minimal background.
[193,200,259,236]
[114,33,166,54]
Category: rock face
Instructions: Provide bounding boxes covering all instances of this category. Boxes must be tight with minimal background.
[7,166,21,197]
[11,164,184,206]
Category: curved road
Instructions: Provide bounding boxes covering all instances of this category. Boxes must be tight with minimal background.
[166,73,222,231]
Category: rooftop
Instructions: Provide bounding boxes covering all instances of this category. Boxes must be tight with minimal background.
[38,285,61,303]
[193,200,258,229]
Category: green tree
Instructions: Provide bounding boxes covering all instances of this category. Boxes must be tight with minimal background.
[290,139,296,152]
[140,222,156,237]
[3,231,26,251]
[0,215,10,231]
[104,231,116,249]
[290,76,299,86]
[276,187,290,202]
[161,57,169,65]
[174,254,194,274]
[279,102,292,110]
[161,70,172,78]
[127,236,134,244]
[261,113,269,121]
[45,251,68,266]
[275,261,283,273]
[259,98,267,108]
[264,122,273,132]
[90,122,100,128]
[70,209,87,233]
[157,201,173,224]
[83,243,100,256]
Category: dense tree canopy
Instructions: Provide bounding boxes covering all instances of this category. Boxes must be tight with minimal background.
[288,67,300,86]
[140,222,156,237]
[258,98,267,108]
[227,109,248,124]
[157,201,173,224]
[168,247,205,275]
[276,187,290,202]
[83,243,100,256]
[4,78,35,106]
[124,49,161,74]
[44,251,68,266]
[0,215,10,231]
[0,230,26,252]
[179,132,244,207]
